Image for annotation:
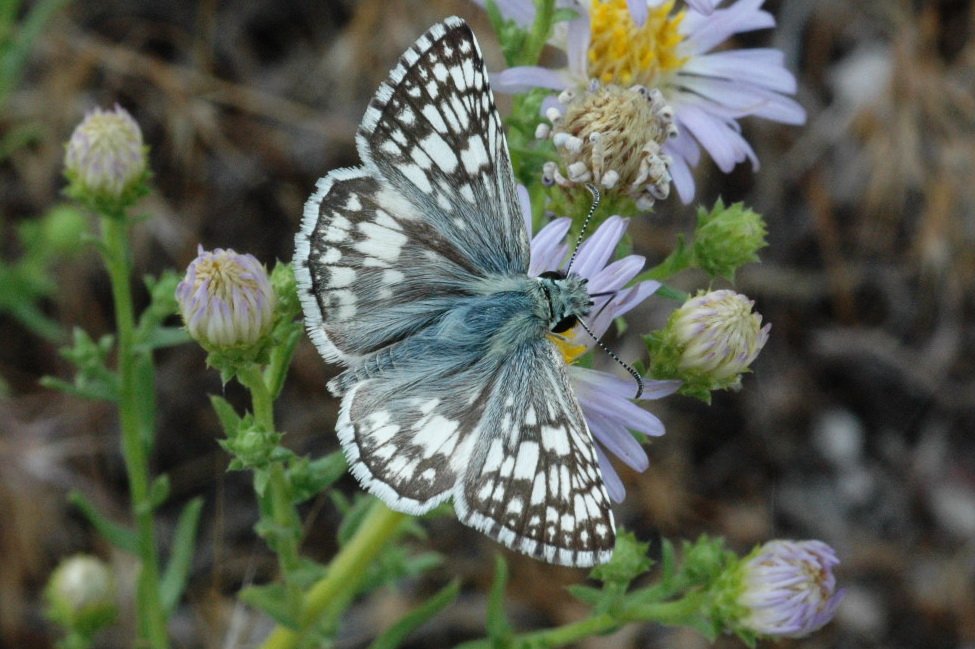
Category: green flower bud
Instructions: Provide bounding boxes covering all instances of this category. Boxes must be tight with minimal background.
[176,246,276,359]
[222,424,282,469]
[692,199,767,280]
[44,554,117,635]
[647,290,769,401]
[64,105,149,212]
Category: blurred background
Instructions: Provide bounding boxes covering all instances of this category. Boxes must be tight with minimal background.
[2,0,974,647]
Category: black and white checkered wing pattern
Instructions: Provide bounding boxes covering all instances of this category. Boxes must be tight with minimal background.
[356,16,529,275]
[456,342,616,567]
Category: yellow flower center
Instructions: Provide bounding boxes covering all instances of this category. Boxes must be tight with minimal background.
[587,0,688,87]
[548,331,589,365]
[192,253,256,301]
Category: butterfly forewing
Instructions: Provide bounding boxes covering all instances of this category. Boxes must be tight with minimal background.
[295,16,619,568]
[357,16,529,276]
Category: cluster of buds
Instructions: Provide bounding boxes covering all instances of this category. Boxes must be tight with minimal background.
[538,80,678,210]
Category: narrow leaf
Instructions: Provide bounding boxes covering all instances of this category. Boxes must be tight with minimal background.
[68,490,138,553]
[209,395,241,438]
[368,580,460,649]
[160,498,203,614]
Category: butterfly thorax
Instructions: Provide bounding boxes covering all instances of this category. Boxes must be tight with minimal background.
[536,271,592,334]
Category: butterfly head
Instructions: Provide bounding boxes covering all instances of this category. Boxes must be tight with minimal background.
[537,270,592,334]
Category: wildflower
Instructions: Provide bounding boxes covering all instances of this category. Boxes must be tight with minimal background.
[539,81,678,210]
[45,555,117,634]
[525,190,679,501]
[727,540,845,639]
[483,0,806,202]
[176,246,276,354]
[64,104,148,210]
[647,289,769,400]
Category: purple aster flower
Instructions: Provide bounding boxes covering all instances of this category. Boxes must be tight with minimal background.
[734,540,845,638]
[479,0,806,202]
[521,188,680,501]
[64,104,147,204]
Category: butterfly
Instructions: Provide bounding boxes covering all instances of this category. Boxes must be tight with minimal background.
[294,16,616,567]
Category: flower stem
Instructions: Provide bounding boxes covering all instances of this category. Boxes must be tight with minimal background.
[258,500,407,649]
[100,214,168,649]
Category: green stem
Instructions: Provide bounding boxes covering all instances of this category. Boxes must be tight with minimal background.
[101,215,168,649]
[459,593,709,649]
[518,0,556,66]
[238,364,274,431]
[258,500,407,649]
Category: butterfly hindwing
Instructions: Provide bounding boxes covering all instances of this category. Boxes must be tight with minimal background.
[455,341,616,567]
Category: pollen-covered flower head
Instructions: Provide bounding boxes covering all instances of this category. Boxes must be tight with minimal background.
[539,81,677,210]
[733,540,844,639]
[483,0,806,202]
[64,104,148,208]
[176,246,275,353]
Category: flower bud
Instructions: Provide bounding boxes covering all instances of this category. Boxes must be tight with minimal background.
[722,540,844,640]
[64,104,148,211]
[692,199,768,280]
[44,554,117,634]
[176,246,275,355]
[647,290,769,400]
[539,81,676,210]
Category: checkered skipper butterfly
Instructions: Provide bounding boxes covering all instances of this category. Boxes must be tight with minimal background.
[294,17,616,566]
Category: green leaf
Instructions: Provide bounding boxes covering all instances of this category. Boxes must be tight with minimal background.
[160,498,203,614]
[68,490,138,553]
[148,474,171,510]
[567,584,603,605]
[0,0,70,107]
[486,555,512,643]
[239,583,301,629]
[287,451,347,504]
[209,395,241,438]
[368,580,460,649]
[136,326,190,351]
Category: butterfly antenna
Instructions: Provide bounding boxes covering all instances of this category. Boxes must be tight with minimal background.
[565,183,600,275]
[577,318,644,399]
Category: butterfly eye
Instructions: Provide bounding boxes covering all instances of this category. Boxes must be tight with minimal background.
[551,315,578,333]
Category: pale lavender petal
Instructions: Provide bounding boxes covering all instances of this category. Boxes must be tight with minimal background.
[565,14,591,78]
[586,410,650,472]
[571,366,680,402]
[517,184,532,238]
[529,218,571,275]
[667,128,702,166]
[682,49,797,94]
[587,255,645,294]
[681,0,774,56]
[627,0,649,26]
[685,0,720,14]
[587,280,661,339]
[570,216,628,279]
[594,444,626,502]
[575,379,667,437]
[676,105,756,172]
[677,76,807,124]
[665,146,697,203]
[493,66,569,93]
[470,0,536,26]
